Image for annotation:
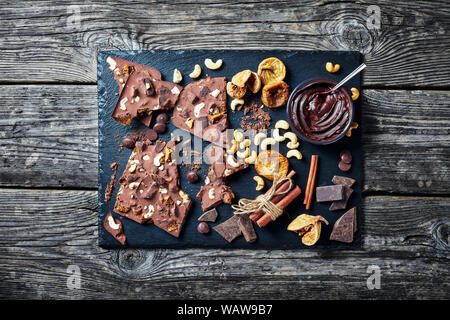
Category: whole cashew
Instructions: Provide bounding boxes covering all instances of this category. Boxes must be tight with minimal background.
[287,149,302,160]
[260,137,276,150]
[233,130,244,142]
[273,128,286,142]
[204,58,223,70]
[326,62,340,73]
[275,120,290,130]
[226,155,240,168]
[283,132,298,144]
[236,147,250,159]
[253,176,265,191]
[173,68,182,83]
[245,150,257,164]
[230,98,244,111]
[351,88,360,100]
[287,141,300,149]
[239,139,251,150]
[254,132,267,146]
[227,139,238,155]
[189,64,202,78]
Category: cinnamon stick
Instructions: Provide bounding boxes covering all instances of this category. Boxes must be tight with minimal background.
[256,185,302,227]
[304,156,316,205]
[249,170,296,222]
[305,155,319,210]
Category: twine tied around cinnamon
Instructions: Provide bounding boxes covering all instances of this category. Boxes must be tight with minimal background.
[232,176,293,221]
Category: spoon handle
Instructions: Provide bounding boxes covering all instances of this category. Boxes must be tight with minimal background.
[332,63,366,91]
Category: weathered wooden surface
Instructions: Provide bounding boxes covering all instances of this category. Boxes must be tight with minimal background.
[0,1,449,87]
[1,86,449,194]
[0,0,449,300]
[0,189,448,299]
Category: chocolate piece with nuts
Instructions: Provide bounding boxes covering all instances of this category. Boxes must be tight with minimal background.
[104,212,127,245]
[114,139,192,238]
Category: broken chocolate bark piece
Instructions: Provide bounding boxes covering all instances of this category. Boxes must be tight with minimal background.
[112,70,182,126]
[104,212,127,245]
[198,208,219,222]
[238,214,257,243]
[213,215,242,243]
[172,77,229,147]
[329,207,357,243]
[332,175,356,188]
[329,186,354,211]
[114,139,192,237]
[316,185,345,202]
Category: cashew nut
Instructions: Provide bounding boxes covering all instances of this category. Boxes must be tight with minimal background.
[128,163,137,173]
[236,147,250,159]
[210,89,220,98]
[226,155,240,168]
[351,87,360,100]
[273,128,286,142]
[245,150,257,164]
[189,64,202,78]
[173,68,182,83]
[287,149,302,160]
[275,120,290,130]
[226,139,238,154]
[260,137,276,150]
[239,139,251,150]
[230,98,244,111]
[153,153,164,166]
[208,188,215,199]
[204,58,223,70]
[108,216,120,230]
[254,132,267,146]
[253,176,265,191]
[283,132,298,144]
[129,182,140,189]
[326,62,340,73]
[233,130,244,142]
[287,141,300,149]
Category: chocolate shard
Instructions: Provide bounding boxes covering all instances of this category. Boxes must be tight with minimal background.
[103,212,127,245]
[329,186,354,211]
[332,175,356,188]
[198,208,219,222]
[238,214,257,243]
[213,215,242,243]
[329,207,357,243]
[316,185,345,202]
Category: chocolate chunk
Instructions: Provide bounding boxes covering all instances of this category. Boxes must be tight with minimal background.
[153,122,166,134]
[316,185,345,202]
[132,87,139,98]
[156,113,169,124]
[338,160,352,172]
[196,117,209,129]
[332,176,356,188]
[198,208,218,222]
[238,214,257,243]
[143,78,155,96]
[340,150,352,164]
[154,141,165,153]
[200,86,209,97]
[122,136,136,149]
[142,187,157,199]
[186,91,199,105]
[197,222,210,234]
[213,215,242,243]
[127,174,139,183]
[159,96,170,108]
[330,207,357,243]
[103,212,126,245]
[145,129,158,141]
[329,186,354,211]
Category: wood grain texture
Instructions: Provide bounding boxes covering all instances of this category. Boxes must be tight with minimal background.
[0,189,448,299]
[0,0,449,87]
[1,85,449,193]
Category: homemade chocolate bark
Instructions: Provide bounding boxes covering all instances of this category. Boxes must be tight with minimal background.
[114,139,192,238]
[172,77,229,147]
[104,212,127,245]
[112,70,182,126]
[106,56,162,126]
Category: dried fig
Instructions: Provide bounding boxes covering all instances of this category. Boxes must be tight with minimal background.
[231,69,252,87]
[257,57,286,85]
[226,81,247,99]
[261,81,289,108]
[246,71,262,93]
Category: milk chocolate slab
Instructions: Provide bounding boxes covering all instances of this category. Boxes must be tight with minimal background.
[106,56,162,126]
[329,207,357,243]
[331,175,356,188]
[316,185,344,202]
[172,77,229,147]
[198,208,218,222]
[114,139,192,237]
[213,215,242,243]
[329,186,354,211]
[112,70,182,126]
[104,212,127,245]
[238,214,257,243]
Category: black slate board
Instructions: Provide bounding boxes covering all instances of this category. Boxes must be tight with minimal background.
[98,50,362,249]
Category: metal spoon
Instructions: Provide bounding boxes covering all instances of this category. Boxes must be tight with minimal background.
[322,63,366,95]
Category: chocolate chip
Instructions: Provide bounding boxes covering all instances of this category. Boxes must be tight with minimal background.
[186,91,199,104]
[122,137,136,149]
[127,174,139,183]
[155,141,165,153]
[132,87,139,98]
[143,79,155,96]
[338,160,352,172]
[153,122,167,134]
[145,129,158,141]
[156,113,169,124]
[159,96,170,108]
[200,87,209,97]
[186,171,199,183]
[197,222,210,234]
[159,86,170,96]
[340,150,352,164]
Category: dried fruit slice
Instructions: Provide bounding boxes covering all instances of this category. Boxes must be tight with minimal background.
[246,72,262,93]
[257,57,286,85]
[261,81,289,108]
[287,214,319,232]
[231,70,252,87]
[301,222,321,246]
[255,150,289,181]
[287,214,329,246]
[226,81,247,99]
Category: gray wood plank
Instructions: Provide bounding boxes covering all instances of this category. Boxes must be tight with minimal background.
[0,0,449,87]
[0,189,448,299]
[1,85,449,194]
